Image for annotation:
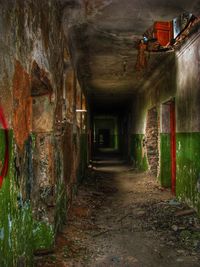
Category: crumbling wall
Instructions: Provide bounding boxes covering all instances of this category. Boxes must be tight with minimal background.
[0,1,88,266]
[146,107,159,176]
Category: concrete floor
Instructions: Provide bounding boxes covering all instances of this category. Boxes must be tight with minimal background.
[35,156,200,267]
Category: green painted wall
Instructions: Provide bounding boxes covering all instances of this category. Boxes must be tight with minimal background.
[176,133,200,213]
[130,134,148,171]
[0,130,54,266]
[159,133,171,187]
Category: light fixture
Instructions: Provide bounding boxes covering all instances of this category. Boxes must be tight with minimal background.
[76,109,87,113]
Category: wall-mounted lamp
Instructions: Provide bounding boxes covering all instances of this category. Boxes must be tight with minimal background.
[76,109,87,113]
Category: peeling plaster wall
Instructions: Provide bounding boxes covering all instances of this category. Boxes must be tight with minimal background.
[175,32,200,213]
[0,0,63,264]
[0,1,88,266]
[176,33,200,133]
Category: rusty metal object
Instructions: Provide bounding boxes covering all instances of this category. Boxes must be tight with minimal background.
[154,21,173,47]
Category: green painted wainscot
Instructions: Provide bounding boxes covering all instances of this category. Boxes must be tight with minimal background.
[176,133,200,214]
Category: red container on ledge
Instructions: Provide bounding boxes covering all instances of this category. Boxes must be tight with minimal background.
[154,21,173,46]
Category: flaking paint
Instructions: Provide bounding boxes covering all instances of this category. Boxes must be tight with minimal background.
[130,134,148,171]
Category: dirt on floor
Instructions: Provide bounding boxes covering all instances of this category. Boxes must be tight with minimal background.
[35,157,200,267]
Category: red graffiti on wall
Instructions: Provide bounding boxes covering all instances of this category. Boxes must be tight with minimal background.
[0,106,9,188]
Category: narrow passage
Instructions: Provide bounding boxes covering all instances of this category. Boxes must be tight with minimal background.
[35,156,200,267]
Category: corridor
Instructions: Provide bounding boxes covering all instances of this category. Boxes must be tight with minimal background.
[1,0,200,266]
[35,156,200,266]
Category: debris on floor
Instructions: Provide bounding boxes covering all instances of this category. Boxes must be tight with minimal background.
[35,159,200,267]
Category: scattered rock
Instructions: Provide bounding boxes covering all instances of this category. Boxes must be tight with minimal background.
[176,258,184,262]
[172,225,178,232]
[136,210,146,216]
[111,256,120,263]
[176,250,185,254]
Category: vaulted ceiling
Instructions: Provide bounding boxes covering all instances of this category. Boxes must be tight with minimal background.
[61,0,200,110]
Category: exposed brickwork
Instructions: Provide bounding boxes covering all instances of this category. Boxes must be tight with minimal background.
[146,107,159,177]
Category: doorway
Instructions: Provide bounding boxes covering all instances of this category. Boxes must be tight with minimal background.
[98,129,111,148]
[93,116,119,155]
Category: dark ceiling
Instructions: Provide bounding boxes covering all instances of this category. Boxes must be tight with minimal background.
[61,0,200,110]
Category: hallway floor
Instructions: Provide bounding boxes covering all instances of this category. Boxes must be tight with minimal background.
[35,157,200,267]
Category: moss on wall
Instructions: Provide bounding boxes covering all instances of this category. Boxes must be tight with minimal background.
[32,221,54,251]
[176,133,200,214]
[0,130,55,266]
[130,134,148,171]
[0,130,33,266]
[159,133,171,187]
